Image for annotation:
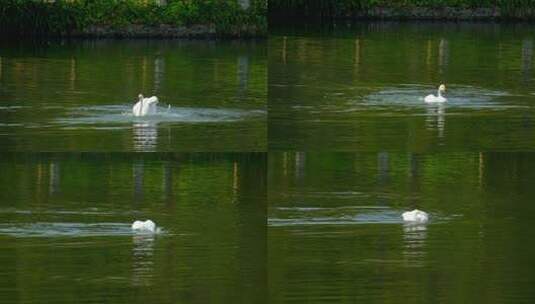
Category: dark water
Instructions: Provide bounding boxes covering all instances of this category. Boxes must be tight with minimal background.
[0,40,266,151]
[268,152,535,303]
[0,153,266,303]
[269,23,535,151]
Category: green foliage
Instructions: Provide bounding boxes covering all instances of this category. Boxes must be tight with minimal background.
[0,0,267,36]
[164,0,268,35]
[164,1,202,25]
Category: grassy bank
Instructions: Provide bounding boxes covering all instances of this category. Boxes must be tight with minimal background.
[269,0,535,21]
[0,0,266,37]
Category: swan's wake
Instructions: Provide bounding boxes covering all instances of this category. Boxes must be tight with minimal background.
[56,105,264,127]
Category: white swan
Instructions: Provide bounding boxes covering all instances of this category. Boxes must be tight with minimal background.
[424,84,447,103]
[131,220,157,233]
[133,94,159,117]
[402,209,429,223]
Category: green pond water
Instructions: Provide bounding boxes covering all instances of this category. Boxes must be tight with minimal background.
[4,21,535,304]
[0,40,266,151]
[0,153,266,303]
[268,152,535,303]
[269,22,535,151]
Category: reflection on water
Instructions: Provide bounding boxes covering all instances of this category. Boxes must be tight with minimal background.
[0,153,266,303]
[402,224,427,263]
[133,160,145,203]
[153,56,164,92]
[438,38,449,75]
[132,122,158,151]
[522,38,533,83]
[354,38,360,74]
[425,103,445,138]
[294,151,305,182]
[131,234,155,287]
[49,161,61,195]
[237,55,250,98]
[163,162,174,204]
[269,152,535,303]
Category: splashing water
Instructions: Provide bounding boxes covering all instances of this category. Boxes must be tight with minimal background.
[363,84,523,111]
[55,105,266,128]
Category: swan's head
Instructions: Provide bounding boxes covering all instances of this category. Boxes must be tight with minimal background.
[138,94,144,101]
[438,84,446,92]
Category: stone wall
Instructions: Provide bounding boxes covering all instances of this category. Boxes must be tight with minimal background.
[269,5,535,22]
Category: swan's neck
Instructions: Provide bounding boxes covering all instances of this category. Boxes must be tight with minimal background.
[437,89,442,98]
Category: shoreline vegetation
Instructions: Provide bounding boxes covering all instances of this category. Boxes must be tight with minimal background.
[269,0,535,22]
[0,0,266,38]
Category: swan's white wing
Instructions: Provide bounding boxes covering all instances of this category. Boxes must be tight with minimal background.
[425,94,447,103]
[132,220,144,230]
[424,94,436,103]
[132,220,157,232]
[140,102,147,116]
[133,97,159,117]
[402,211,414,221]
[146,96,159,104]
[133,101,142,116]
[139,97,158,116]
[143,220,156,232]
[402,210,429,223]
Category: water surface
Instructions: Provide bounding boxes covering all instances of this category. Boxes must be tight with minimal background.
[0,153,266,303]
[269,152,535,303]
[0,40,266,151]
[269,23,535,151]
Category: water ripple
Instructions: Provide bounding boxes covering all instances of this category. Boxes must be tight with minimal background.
[0,222,163,238]
[55,105,266,127]
[362,85,525,111]
[269,206,414,226]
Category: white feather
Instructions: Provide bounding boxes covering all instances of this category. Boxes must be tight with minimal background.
[133,94,159,117]
[402,209,429,223]
[131,220,157,232]
[424,84,447,103]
